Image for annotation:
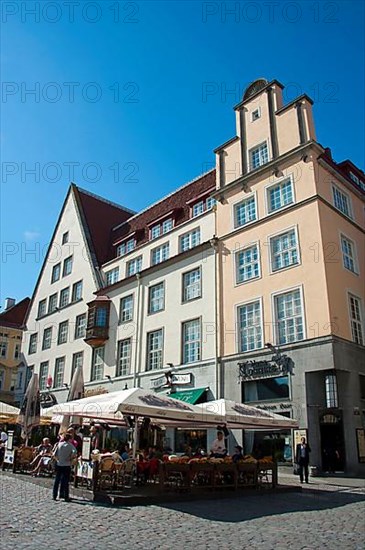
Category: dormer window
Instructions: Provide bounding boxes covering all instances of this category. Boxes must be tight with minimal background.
[117,238,136,257]
[192,196,216,218]
[150,217,173,240]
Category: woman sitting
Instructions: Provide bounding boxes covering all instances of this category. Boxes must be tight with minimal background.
[30,438,53,476]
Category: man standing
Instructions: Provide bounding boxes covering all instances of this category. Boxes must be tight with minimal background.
[295,436,311,483]
[210,430,227,458]
[52,433,77,501]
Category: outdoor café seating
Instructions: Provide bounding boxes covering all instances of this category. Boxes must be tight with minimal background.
[13,446,34,473]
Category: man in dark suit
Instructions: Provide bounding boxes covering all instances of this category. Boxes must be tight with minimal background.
[296,436,311,483]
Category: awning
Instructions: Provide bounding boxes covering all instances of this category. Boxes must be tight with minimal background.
[169,388,207,405]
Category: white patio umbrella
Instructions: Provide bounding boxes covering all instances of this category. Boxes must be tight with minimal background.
[0,401,20,423]
[196,399,298,429]
[17,373,41,441]
[59,365,85,433]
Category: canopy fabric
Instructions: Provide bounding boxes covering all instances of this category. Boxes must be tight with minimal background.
[43,388,223,426]
[0,402,20,416]
[169,388,207,404]
[196,399,298,429]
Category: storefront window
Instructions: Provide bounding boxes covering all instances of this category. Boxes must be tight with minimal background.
[245,412,292,463]
[174,429,207,454]
[243,375,289,403]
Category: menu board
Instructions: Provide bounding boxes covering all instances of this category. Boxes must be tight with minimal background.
[356,429,365,463]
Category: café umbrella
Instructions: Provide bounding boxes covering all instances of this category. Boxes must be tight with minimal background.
[59,365,85,434]
[17,373,41,441]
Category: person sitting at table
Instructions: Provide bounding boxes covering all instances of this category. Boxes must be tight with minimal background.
[118,443,130,461]
[210,430,227,458]
[232,445,244,463]
[30,438,53,476]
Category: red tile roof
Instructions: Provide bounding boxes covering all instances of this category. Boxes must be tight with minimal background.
[111,170,216,260]
[0,298,31,329]
[73,186,135,266]
[320,149,365,196]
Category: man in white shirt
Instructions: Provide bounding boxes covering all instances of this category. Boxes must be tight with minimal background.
[210,431,227,458]
[52,433,77,501]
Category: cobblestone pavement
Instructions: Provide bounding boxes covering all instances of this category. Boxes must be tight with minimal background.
[0,472,364,550]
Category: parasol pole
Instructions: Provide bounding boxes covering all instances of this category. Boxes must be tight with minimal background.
[132,416,139,458]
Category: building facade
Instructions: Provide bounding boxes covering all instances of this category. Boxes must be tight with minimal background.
[22,78,365,472]
[0,297,30,405]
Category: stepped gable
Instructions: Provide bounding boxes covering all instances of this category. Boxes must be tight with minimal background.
[111,170,216,258]
[0,298,31,329]
[74,186,135,266]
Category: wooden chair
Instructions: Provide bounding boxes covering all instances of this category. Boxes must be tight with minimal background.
[98,457,116,490]
[14,447,35,473]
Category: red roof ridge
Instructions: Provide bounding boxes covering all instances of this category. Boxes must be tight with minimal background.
[0,297,31,329]
[74,184,136,215]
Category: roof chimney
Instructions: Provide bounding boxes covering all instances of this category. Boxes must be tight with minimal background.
[5,298,16,310]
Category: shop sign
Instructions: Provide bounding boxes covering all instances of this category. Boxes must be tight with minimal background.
[256,403,292,412]
[40,392,58,409]
[238,353,294,381]
[150,372,192,390]
[84,387,109,398]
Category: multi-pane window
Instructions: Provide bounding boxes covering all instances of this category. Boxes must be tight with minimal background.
[192,197,216,218]
[14,343,20,359]
[75,314,86,339]
[42,327,53,350]
[63,256,73,277]
[325,373,338,408]
[57,321,68,345]
[96,308,108,327]
[275,289,304,345]
[39,362,49,391]
[62,232,69,245]
[117,238,136,257]
[54,357,65,388]
[148,283,165,314]
[38,299,47,319]
[28,333,37,354]
[126,256,142,277]
[0,342,7,358]
[180,228,201,253]
[267,179,294,212]
[182,319,201,364]
[116,339,131,376]
[182,268,201,302]
[270,229,299,272]
[71,351,84,380]
[237,301,262,352]
[341,235,357,273]
[72,280,83,302]
[146,330,163,371]
[51,263,61,283]
[106,267,119,286]
[250,142,269,170]
[48,293,58,314]
[333,185,352,218]
[151,243,169,265]
[235,244,260,283]
[150,218,173,240]
[234,196,257,228]
[348,294,364,345]
[59,287,70,308]
[119,295,134,323]
[91,346,105,381]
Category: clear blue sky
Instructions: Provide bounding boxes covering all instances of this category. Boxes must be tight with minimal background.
[1,0,364,305]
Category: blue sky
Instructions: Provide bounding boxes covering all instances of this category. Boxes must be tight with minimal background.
[1,0,364,305]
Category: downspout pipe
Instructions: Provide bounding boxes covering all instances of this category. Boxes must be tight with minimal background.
[132,273,142,388]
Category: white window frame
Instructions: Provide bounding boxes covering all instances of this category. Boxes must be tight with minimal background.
[150,218,174,240]
[28,333,37,355]
[119,294,134,323]
[251,107,261,122]
[71,352,84,379]
[248,141,269,171]
[42,327,53,350]
[266,176,295,214]
[57,321,68,345]
[39,362,49,391]
[75,314,86,339]
[232,192,257,229]
[126,256,142,277]
[106,267,119,286]
[51,263,61,284]
[236,297,263,353]
[38,299,47,319]
[234,242,261,285]
[0,341,8,358]
[62,232,69,245]
[59,287,70,309]
[148,282,165,314]
[272,285,306,346]
[340,233,358,274]
[62,256,73,277]
[53,357,65,388]
[91,346,105,381]
[332,184,353,219]
[151,242,170,266]
[146,329,164,371]
[179,228,201,253]
[348,293,364,346]
[116,339,131,377]
[182,318,201,364]
[117,238,136,257]
[269,226,301,274]
[48,293,58,314]
[182,267,202,303]
[72,280,83,302]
